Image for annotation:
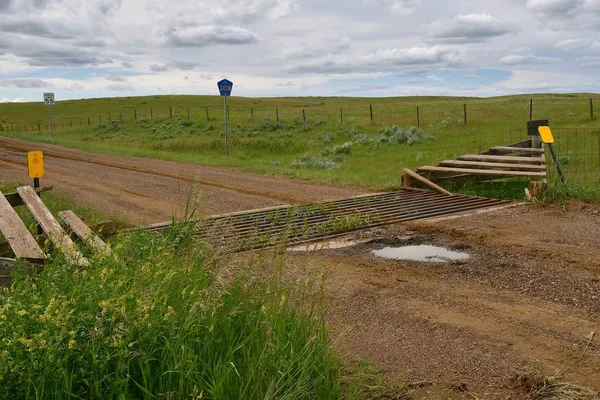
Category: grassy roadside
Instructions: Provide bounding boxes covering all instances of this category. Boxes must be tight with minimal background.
[1,94,599,200]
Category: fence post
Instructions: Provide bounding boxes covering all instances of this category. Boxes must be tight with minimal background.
[250,108,253,122]
[276,108,279,122]
[61,122,64,129]
[529,98,533,121]
[417,106,420,128]
[206,106,210,121]
[590,98,594,121]
[463,103,467,125]
[135,108,137,121]
[150,108,152,119]
[38,123,41,131]
[188,108,190,120]
[88,117,90,126]
[170,105,172,119]
[340,108,343,124]
[302,109,306,122]
[369,104,373,122]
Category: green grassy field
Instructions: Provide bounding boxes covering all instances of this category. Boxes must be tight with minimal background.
[1,94,599,199]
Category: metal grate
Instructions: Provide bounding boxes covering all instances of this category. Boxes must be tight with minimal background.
[149,188,513,252]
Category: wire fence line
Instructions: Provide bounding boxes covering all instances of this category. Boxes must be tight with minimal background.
[508,128,600,188]
[1,96,598,133]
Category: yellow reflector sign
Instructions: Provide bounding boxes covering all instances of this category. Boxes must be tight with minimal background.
[538,126,555,144]
[27,151,45,178]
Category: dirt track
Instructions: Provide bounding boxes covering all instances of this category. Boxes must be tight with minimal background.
[1,137,599,398]
[0,137,364,224]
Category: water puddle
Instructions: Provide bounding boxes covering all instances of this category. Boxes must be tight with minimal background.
[287,238,366,252]
[372,245,469,262]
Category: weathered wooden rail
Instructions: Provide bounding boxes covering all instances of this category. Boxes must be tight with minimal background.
[0,186,110,284]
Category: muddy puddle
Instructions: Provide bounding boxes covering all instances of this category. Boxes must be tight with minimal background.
[372,245,470,262]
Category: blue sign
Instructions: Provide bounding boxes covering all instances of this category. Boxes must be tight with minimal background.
[217,79,233,96]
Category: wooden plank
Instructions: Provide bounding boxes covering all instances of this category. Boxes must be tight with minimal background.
[417,166,547,178]
[490,146,544,154]
[438,160,547,170]
[458,154,545,164]
[402,168,454,196]
[0,191,45,261]
[59,210,110,255]
[3,186,54,207]
[17,186,89,267]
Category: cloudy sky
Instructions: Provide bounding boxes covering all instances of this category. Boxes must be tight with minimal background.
[1,0,600,102]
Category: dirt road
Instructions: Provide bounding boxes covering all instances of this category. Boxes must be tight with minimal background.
[0,137,364,224]
[287,204,600,398]
[2,137,599,398]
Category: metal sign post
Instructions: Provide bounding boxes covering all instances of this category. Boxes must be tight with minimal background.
[217,79,233,156]
[43,92,55,137]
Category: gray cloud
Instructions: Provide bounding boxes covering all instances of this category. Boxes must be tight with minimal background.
[499,54,561,65]
[275,81,294,87]
[0,19,75,39]
[165,25,257,47]
[554,38,589,50]
[106,76,126,82]
[200,74,213,80]
[169,60,197,70]
[289,46,464,74]
[0,78,54,88]
[121,61,133,68]
[526,0,585,18]
[428,14,515,43]
[287,38,351,60]
[150,64,169,72]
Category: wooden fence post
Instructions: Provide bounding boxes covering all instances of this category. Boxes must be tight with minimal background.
[276,108,279,121]
[135,108,137,121]
[187,108,190,120]
[38,123,41,131]
[170,105,172,119]
[529,98,533,121]
[417,106,420,128]
[463,103,467,125]
[250,108,253,122]
[206,106,210,121]
[340,108,343,124]
[302,109,306,122]
[369,104,373,122]
[88,117,90,126]
[150,108,152,119]
[590,98,594,121]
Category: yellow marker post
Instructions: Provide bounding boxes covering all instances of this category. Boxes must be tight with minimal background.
[538,126,566,187]
[27,151,45,178]
[537,126,554,144]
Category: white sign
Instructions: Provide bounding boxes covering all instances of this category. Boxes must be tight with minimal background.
[43,92,55,106]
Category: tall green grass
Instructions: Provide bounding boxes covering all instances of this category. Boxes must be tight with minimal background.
[0,223,340,399]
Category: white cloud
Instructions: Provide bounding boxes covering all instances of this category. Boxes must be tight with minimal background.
[554,38,589,50]
[499,54,561,65]
[526,0,585,17]
[428,14,515,43]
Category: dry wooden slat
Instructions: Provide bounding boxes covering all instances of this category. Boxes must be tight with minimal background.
[0,191,45,261]
[3,186,54,207]
[417,166,547,178]
[438,160,547,170]
[402,168,454,196]
[490,146,544,154]
[59,210,110,255]
[17,186,89,267]
[458,154,545,164]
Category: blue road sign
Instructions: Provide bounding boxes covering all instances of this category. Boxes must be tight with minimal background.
[217,79,233,96]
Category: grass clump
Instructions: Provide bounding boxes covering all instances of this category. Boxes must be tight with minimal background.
[0,225,340,399]
[512,369,599,400]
